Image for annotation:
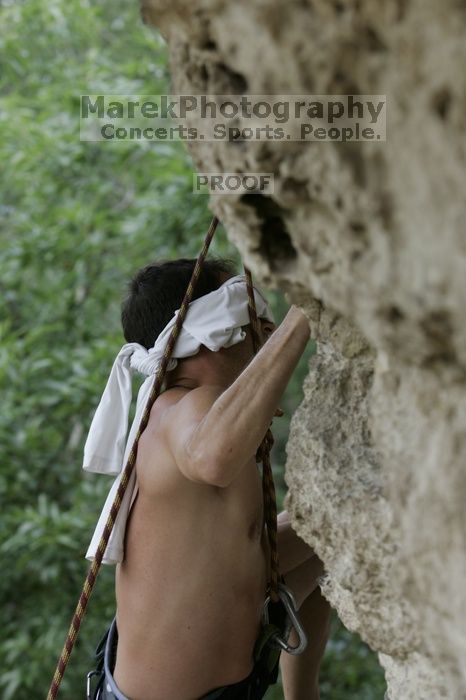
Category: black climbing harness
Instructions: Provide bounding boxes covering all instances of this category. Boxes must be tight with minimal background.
[87,594,306,700]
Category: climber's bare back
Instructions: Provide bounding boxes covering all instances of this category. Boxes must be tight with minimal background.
[114,385,270,700]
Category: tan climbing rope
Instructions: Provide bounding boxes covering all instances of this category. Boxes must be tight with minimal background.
[46,216,280,699]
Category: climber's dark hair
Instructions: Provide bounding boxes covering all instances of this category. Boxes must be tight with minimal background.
[121,257,237,349]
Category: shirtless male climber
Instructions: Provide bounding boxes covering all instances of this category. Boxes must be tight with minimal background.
[85,257,331,700]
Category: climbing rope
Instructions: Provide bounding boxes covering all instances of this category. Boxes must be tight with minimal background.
[244,266,280,602]
[46,216,280,699]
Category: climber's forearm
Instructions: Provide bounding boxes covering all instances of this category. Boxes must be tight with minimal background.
[188,306,310,487]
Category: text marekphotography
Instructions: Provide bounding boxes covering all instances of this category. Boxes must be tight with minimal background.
[80,94,387,142]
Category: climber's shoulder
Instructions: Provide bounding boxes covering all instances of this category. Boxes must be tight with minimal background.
[137,384,225,489]
[153,383,224,423]
[156,384,224,442]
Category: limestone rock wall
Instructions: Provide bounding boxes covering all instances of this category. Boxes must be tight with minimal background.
[141,1,466,697]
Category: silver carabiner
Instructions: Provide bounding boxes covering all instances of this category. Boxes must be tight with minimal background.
[86,670,100,700]
[261,581,308,655]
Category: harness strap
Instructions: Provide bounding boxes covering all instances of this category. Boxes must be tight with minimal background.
[46,217,281,698]
[253,624,282,672]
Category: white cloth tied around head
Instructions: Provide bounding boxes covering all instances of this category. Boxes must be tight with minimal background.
[83,274,273,564]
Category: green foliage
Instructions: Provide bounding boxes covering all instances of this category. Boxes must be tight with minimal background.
[0,0,385,698]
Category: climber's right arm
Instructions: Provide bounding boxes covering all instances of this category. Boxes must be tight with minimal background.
[162,305,310,487]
